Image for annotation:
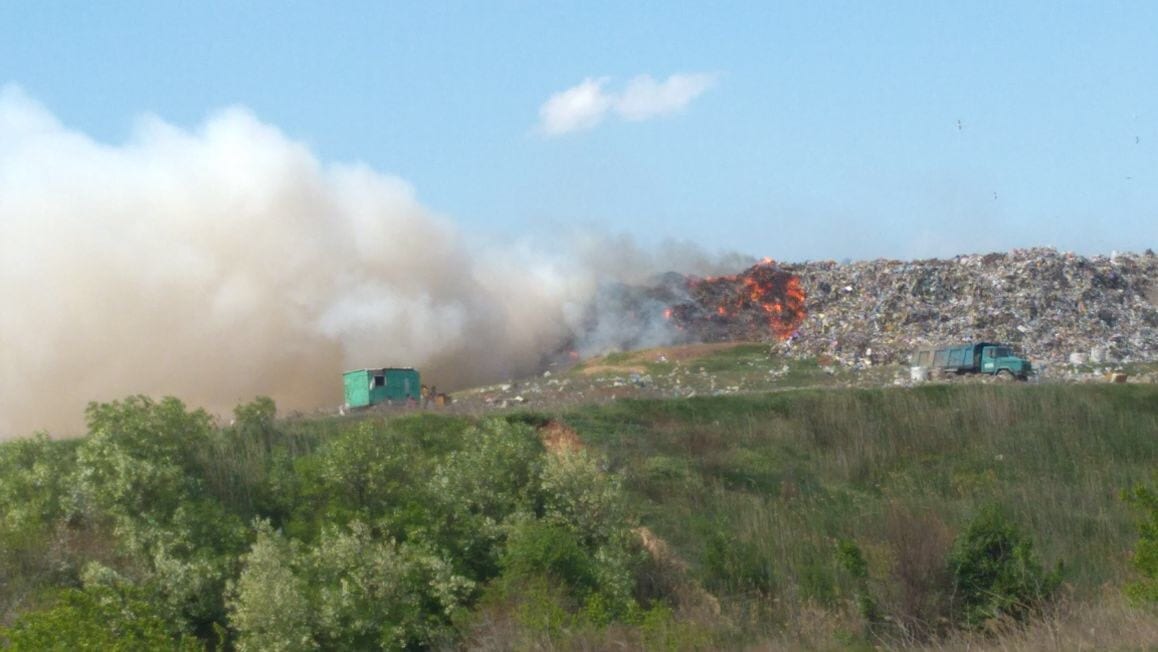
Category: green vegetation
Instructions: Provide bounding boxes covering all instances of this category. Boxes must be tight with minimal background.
[558,383,1158,645]
[1124,476,1158,604]
[2,382,1156,649]
[946,505,1061,627]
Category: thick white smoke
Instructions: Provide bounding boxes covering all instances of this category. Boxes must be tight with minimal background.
[0,86,748,437]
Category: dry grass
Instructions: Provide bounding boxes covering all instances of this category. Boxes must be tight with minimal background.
[539,420,586,455]
[925,593,1158,652]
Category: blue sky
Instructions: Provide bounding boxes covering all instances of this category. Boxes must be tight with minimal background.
[3,1,1156,261]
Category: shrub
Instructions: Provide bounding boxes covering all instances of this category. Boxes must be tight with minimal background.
[535,450,640,618]
[700,527,776,595]
[879,503,953,638]
[0,583,199,651]
[0,434,74,530]
[1123,478,1158,604]
[74,397,248,634]
[423,419,544,580]
[502,518,598,596]
[77,397,214,528]
[836,539,878,625]
[0,435,79,618]
[947,505,1061,628]
[225,523,314,651]
[228,521,473,651]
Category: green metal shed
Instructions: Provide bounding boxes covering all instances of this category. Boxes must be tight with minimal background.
[343,367,421,408]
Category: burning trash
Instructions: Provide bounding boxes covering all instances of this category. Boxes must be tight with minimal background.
[667,259,808,342]
[560,259,809,360]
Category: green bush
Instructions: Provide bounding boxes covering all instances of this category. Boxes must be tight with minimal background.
[423,419,544,580]
[73,397,248,635]
[228,521,473,651]
[701,527,776,595]
[536,450,640,616]
[0,435,79,618]
[77,397,213,526]
[1124,478,1158,604]
[947,505,1061,627]
[837,539,879,624]
[0,583,198,651]
[502,518,598,596]
[224,523,314,651]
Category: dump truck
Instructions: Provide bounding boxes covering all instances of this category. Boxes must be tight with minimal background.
[910,342,1033,380]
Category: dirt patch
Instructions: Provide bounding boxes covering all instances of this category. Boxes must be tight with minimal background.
[578,364,649,376]
[636,525,688,572]
[635,526,721,619]
[576,342,761,376]
[539,420,585,455]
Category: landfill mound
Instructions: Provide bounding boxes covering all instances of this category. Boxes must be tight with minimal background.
[774,248,1158,368]
[565,248,1156,372]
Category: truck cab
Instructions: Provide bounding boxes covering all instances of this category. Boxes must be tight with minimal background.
[979,344,1032,380]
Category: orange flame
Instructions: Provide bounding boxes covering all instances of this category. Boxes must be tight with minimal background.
[677,258,807,340]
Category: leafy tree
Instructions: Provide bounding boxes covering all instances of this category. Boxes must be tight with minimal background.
[0,434,74,530]
[423,419,544,579]
[502,517,599,595]
[0,435,79,618]
[226,522,315,652]
[311,522,473,650]
[74,396,247,634]
[947,505,1061,627]
[228,521,473,651]
[538,449,630,549]
[232,396,278,446]
[289,421,416,540]
[78,397,211,519]
[497,449,641,625]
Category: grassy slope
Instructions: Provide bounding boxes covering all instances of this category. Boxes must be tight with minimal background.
[3,345,1157,649]
[547,380,1158,645]
[143,351,1158,647]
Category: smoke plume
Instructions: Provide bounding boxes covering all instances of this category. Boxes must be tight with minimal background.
[0,86,745,437]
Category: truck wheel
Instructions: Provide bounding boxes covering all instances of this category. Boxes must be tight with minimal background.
[995,369,1014,382]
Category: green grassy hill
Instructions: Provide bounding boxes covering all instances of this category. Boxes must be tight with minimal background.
[2,355,1157,649]
[558,383,1158,647]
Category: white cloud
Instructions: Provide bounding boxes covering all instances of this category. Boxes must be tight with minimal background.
[537,77,614,136]
[536,72,717,136]
[615,73,717,121]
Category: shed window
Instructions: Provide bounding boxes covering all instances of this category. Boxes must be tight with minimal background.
[373,375,385,387]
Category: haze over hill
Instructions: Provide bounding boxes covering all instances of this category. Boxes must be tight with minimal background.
[3,89,1156,438]
[0,88,748,437]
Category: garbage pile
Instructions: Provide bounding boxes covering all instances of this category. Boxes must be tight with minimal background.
[774,248,1158,368]
[562,248,1156,372]
[667,260,808,342]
